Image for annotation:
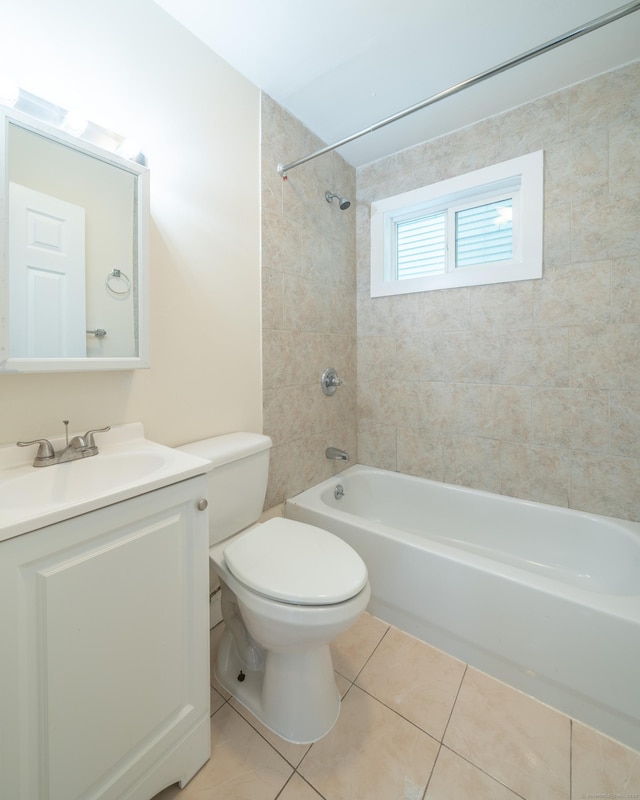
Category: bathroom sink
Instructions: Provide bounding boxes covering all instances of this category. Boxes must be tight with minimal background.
[0,423,212,541]
[0,451,167,510]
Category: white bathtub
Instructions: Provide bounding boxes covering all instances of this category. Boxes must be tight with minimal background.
[285,465,640,751]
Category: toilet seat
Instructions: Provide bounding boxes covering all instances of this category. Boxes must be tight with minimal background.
[223,517,368,605]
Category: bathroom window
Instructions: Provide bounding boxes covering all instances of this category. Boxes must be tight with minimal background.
[370,151,543,296]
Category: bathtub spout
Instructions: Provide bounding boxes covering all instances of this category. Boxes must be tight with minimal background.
[326,447,349,462]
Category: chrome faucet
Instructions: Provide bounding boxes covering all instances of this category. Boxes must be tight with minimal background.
[326,446,349,462]
[17,420,111,467]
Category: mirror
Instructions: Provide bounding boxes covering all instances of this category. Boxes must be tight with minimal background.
[0,107,149,372]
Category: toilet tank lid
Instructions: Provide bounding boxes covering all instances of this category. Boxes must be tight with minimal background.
[177,432,272,468]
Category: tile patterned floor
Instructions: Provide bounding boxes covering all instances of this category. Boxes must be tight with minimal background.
[154,612,640,800]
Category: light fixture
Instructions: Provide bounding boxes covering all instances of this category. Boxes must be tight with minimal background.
[0,77,20,108]
[62,109,88,136]
[117,137,142,160]
[1,83,145,162]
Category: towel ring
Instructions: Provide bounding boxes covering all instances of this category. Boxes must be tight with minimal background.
[106,268,131,296]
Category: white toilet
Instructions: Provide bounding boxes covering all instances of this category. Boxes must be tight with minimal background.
[178,432,370,744]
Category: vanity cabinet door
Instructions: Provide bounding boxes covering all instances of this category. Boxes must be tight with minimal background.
[0,476,210,800]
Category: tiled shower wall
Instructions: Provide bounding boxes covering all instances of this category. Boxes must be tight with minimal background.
[357,61,640,522]
[261,95,357,508]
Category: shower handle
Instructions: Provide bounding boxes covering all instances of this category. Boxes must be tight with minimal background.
[321,367,344,396]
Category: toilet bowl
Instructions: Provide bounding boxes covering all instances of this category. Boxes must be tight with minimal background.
[177,433,370,744]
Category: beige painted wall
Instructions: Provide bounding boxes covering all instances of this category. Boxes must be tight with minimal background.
[0,0,262,447]
[357,61,640,522]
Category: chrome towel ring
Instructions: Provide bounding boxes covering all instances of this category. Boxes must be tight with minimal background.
[105,268,131,296]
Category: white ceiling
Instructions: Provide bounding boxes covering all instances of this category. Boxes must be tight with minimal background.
[153,0,640,168]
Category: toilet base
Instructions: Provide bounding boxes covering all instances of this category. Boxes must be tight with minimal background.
[214,626,341,744]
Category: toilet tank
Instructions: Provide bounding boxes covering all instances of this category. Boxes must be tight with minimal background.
[177,433,272,545]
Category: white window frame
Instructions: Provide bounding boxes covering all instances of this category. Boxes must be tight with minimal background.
[370,151,544,297]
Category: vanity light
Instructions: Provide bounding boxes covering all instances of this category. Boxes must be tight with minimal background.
[62,109,88,136]
[117,137,142,160]
[0,77,19,108]
[0,83,145,163]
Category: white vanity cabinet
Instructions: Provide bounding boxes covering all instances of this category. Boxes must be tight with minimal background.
[0,475,210,800]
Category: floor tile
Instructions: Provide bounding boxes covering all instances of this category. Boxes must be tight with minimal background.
[298,685,439,800]
[356,626,465,740]
[330,611,389,681]
[153,704,293,800]
[277,773,325,800]
[443,667,570,800]
[210,687,226,716]
[571,721,640,799]
[425,746,523,800]
[225,672,350,768]
[229,696,312,768]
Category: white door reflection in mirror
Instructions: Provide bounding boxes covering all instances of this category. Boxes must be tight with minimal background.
[9,183,86,358]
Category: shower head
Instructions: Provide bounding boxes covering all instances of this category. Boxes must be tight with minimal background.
[325,191,351,210]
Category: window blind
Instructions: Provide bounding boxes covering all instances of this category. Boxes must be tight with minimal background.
[396,212,446,279]
[455,198,513,268]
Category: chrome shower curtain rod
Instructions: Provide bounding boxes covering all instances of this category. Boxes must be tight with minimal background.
[277,0,640,177]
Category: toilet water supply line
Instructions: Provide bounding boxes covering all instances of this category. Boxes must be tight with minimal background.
[276,0,640,178]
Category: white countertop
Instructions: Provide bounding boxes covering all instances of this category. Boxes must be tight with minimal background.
[0,422,212,542]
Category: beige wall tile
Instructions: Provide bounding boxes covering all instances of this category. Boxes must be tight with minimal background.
[466,384,531,443]
[443,435,502,493]
[544,202,572,267]
[397,427,445,481]
[394,286,471,334]
[533,262,611,327]
[530,388,609,452]
[355,62,640,521]
[612,257,640,323]
[498,327,570,387]
[263,64,640,522]
[609,122,640,198]
[262,269,284,330]
[356,422,397,471]
[440,330,501,384]
[610,391,640,457]
[499,442,570,506]
[262,212,303,275]
[570,324,640,391]
[469,281,533,330]
[570,451,640,520]
[262,98,356,506]
[357,336,397,382]
[571,194,640,262]
[545,131,608,208]
[569,62,640,137]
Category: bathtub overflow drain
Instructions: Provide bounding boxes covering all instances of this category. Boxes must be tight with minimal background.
[334,484,344,500]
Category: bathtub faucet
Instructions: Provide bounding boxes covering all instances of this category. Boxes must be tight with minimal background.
[326,447,349,462]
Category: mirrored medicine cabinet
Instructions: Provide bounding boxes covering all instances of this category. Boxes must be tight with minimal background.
[0,106,150,372]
